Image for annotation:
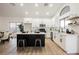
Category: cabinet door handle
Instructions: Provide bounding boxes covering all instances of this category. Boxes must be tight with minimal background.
[60,39,62,42]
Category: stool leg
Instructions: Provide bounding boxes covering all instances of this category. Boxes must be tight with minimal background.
[18,41,20,47]
[18,40,25,48]
[39,40,41,47]
[23,40,25,49]
[35,40,37,47]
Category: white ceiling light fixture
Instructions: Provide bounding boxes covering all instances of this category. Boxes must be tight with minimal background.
[20,3,24,7]
[35,11,39,15]
[35,3,39,7]
[49,4,53,7]
[46,12,50,15]
[25,11,29,15]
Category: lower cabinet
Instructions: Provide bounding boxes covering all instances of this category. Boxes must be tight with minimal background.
[65,35,79,53]
[53,33,79,54]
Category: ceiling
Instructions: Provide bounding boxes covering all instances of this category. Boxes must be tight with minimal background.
[0,3,65,18]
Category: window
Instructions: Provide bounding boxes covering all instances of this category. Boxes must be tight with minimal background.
[9,22,21,32]
[60,6,70,16]
[60,20,71,29]
[60,20,65,28]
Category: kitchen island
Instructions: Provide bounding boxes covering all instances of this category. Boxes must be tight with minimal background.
[17,33,45,47]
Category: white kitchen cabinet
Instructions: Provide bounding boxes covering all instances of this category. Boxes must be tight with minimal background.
[65,35,78,53]
[53,32,79,54]
[53,31,61,47]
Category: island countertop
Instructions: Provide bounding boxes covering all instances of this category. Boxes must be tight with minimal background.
[17,32,46,35]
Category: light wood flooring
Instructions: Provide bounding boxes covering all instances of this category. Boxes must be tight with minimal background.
[0,38,66,55]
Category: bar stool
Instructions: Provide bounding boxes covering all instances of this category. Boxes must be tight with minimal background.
[18,39,25,48]
[35,39,41,47]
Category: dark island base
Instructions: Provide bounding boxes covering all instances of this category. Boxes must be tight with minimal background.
[17,34,45,47]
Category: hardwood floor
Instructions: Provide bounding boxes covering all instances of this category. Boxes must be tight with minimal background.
[0,38,66,55]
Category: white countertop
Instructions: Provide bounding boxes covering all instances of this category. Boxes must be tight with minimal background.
[17,32,46,35]
[60,33,78,36]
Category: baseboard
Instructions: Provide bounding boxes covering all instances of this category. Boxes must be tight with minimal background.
[67,53,79,55]
[45,37,51,39]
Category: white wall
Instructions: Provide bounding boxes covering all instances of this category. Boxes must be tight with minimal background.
[0,17,23,31]
[0,17,9,31]
[69,3,79,15]
[52,4,79,34]
[67,4,79,34]
[24,18,52,27]
[0,17,52,32]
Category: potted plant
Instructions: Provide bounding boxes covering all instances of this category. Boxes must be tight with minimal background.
[18,24,25,33]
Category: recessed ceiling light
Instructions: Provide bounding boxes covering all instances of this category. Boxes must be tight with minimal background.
[35,3,39,7]
[20,3,24,7]
[49,4,53,7]
[46,12,50,15]
[35,11,39,15]
[25,11,28,15]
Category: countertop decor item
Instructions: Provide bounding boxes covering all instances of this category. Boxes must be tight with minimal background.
[18,24,25,33]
